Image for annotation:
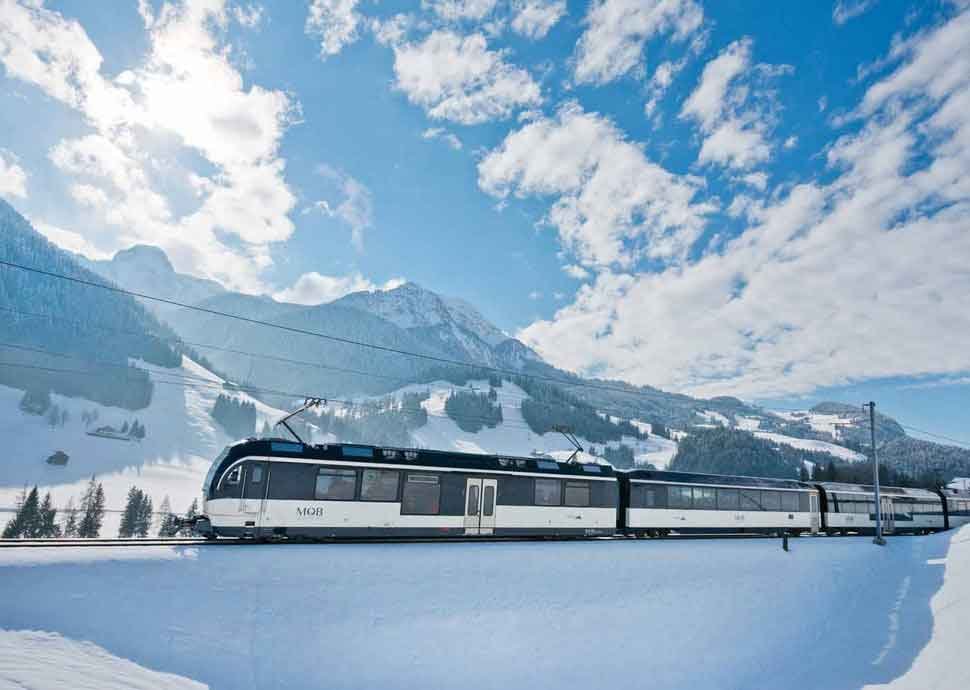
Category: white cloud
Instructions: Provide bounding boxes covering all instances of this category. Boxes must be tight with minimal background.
[392,30,541,125]
[528,290,542,300]
[680,38,791,170]
[306,0,362,58]
[233,3,264,29]
[274,272,405,305]
[573,0,703,85]
[0,0,300,292]
[833,0,877,26]
[422,127,463,150]
[741,172,767,191]
[510,0,566,40]
[0,149,27,198]
[479,103,715,268]
[644,58,685,117]
[31,219,112,260]
[563,264,591,280]
[783,135,798,149]
[305,165,373,251]
[424,0,499,23]
[518,9,970,399]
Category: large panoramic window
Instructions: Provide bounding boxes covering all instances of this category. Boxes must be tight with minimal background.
[534,479,562,506]
[563,481,590,507]
[668,486,692,509]
[315,468,357,500]
[402,474,440,515]
[360,469,399,501]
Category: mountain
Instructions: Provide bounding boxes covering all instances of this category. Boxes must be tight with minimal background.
[0,200,180,409]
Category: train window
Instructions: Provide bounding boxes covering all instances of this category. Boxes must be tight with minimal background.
[692,487,716,509]
[761,491,781,511]
[536,460,559,471]
[225,467,241,486]
[535,479,562,506]
[564,481,590,507]
[402,474,440,514]
[780,492,798,513]
[668,486,692,509]
[799,493,811,512]
[360,469,399,501]
[483,486,495,517]
[717,489,740,510]
[271,442,302,453]
[250,465,263,483]
[467,484,480,515]
[643,486,664,508]
[315,468,357,500]
[740,490,762,511]
[582,465,602,473]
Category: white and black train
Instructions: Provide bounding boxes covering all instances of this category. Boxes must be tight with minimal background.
[194,439,964,540]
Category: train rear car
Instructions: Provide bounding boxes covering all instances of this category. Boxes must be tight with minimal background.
[198,439,618,539]
[815,483,943,535]
[940,488,970,530]
[619,470,820,537]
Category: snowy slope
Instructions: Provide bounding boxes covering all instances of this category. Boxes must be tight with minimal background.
[0,356,288,535]
[753,431,867,462]
[0,529,960,689]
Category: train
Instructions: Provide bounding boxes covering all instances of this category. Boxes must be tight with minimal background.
[194,438,967,540]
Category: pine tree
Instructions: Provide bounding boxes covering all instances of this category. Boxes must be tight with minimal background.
[118,486,140,538]
[157,496,180,537]
[38,492,60,538]
[61,497,79,537]
[135,493,153,537]
[2,486,42,538]
[77,477,106,538]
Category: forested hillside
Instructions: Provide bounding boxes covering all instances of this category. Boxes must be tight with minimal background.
[0,201,179,409]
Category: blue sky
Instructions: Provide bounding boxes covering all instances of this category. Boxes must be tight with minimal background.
[1,0,969,442]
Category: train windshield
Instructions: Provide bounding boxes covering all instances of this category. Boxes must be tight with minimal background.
[203,446,231,499]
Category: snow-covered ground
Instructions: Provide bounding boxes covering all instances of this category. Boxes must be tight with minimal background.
[773,409,854,439]
[0,356,287,536]
[753,431,867,462]
[0,529,964,690]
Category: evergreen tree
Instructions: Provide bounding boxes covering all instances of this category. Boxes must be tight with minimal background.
[77,478,106,538]
[157,496,180,537]
[135,493,153,537]
[38,492,60,538]
[19,388,51,416]
[60,497,79,537]
[2,486,42,538]
[119,486,140,538]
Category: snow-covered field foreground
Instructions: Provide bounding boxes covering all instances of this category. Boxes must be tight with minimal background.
[0,529,967,690]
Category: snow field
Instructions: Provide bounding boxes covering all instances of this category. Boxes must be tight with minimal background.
[0,530,962,690]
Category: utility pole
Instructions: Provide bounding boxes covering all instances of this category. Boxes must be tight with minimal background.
[865,401,885,546]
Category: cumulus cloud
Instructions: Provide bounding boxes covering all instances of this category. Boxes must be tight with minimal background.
[306,0,362,58]
[518,9,970,399]
[680,38,791,170]
[392,30,541,124]
[274,272,405,305]
[422,127,463,150]
[510,0,566,40]
[479,103,715,268]
[0,0,299,292]
[573,0,703,85]
[424,0,499,23]
[644,58,685,118]
[32,219,112,260]
[0,149,27,198]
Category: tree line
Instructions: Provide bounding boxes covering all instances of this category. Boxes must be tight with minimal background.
[2,477,199,539]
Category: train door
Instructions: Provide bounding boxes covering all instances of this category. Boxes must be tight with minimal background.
[463,478,497,536]
[881,498,894,534]
[241,461,268,533]
[810,493,820,534]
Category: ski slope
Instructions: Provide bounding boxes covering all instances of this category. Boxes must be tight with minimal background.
[0,356,287,535]
[0,529,964,689]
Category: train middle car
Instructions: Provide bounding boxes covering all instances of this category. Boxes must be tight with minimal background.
[200,439,619,539]
[619,470,821,537]
[815,482,944,535]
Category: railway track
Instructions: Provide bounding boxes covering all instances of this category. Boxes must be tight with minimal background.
[0,532,787,548]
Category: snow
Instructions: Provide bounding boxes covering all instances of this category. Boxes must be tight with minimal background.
[698,409,731,426]
[752,431,867,462]
[0,356,289,536]
[772,410,853,439]
[735,415,762,431]
[0,530,964,689]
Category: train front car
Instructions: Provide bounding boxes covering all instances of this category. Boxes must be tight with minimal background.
[619,470,820,537]
[815,483,944,535]
[199,439,618,540]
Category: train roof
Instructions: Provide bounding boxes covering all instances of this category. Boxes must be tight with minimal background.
[622,468,815,491]
[816,482,939,499]
[940,486,970,499]
[222,438,616,479]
